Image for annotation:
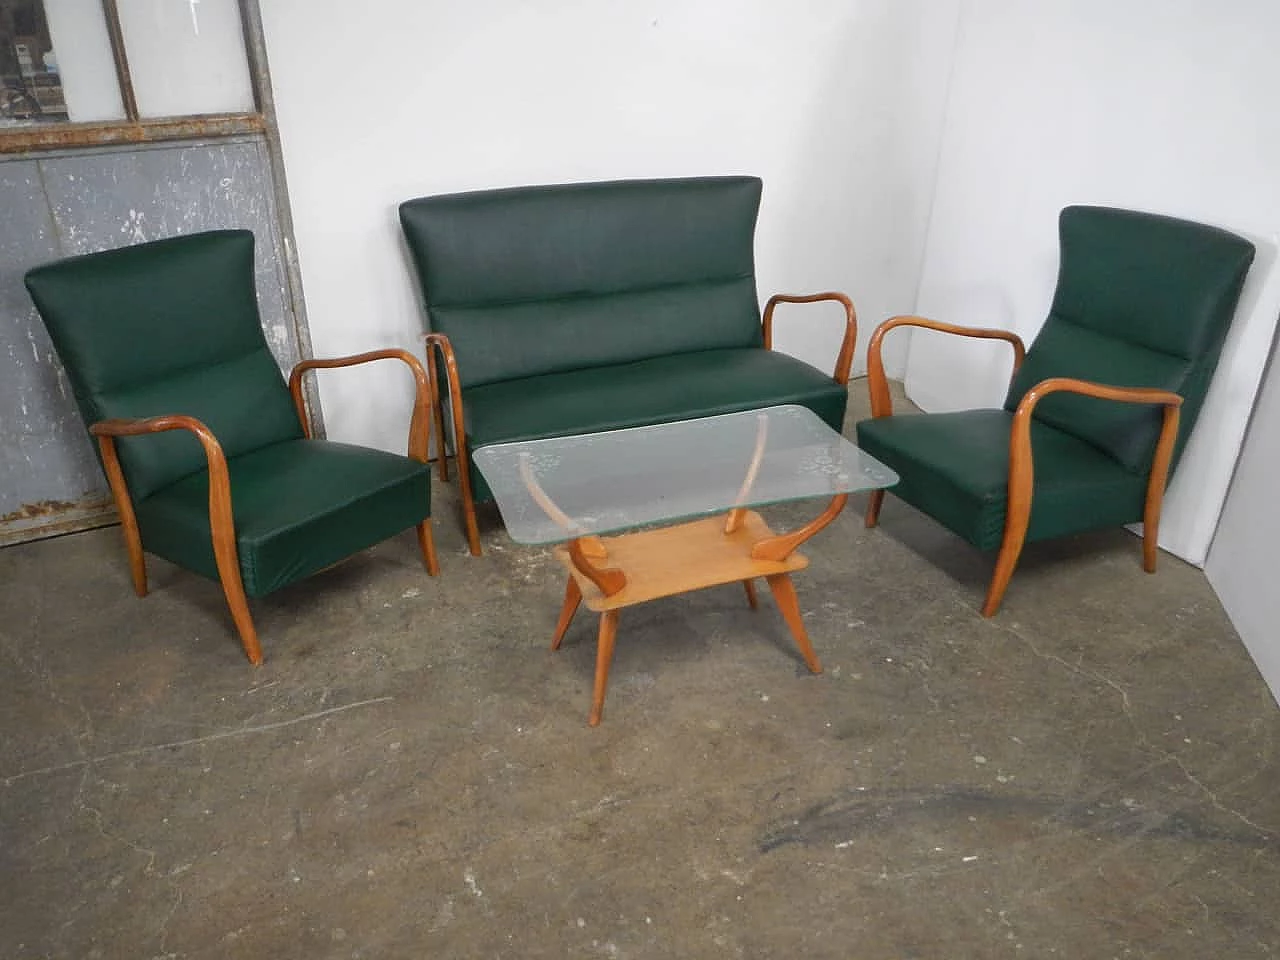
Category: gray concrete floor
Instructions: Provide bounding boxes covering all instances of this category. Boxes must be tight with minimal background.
[2,382,1278,959]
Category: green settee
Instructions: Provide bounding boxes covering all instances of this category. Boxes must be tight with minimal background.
[400,176,857,554]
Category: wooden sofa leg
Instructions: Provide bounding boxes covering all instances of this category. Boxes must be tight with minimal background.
[865,490,885,528]
[417,520,441,576]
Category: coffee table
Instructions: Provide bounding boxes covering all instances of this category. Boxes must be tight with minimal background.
[472,404,898,725]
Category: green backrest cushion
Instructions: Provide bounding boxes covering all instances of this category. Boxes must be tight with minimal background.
[1005,205,1255,473]
[25,229,302,500]
[399,176,765,388]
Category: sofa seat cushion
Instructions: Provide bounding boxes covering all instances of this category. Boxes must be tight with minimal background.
[134,439,432,597]
[463,347,848,501]
[855,410,1148,552]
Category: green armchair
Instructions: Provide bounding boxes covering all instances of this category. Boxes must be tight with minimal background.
[856,205,1255,615]
[25,229,439,664]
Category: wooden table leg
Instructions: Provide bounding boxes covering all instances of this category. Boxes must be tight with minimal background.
[588,610,620,727]
[766,573,822,674]
[552,576,582,650]
[743,579,758,609]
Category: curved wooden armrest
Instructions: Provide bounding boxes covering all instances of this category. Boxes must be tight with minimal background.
[1008,375,1183,547]
[91,412,236,559]
[866,315,1027,418]
[763,292,858,385]
[288,348,432,462]
[422,332,467,477]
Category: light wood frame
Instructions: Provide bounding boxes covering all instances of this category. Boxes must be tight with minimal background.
[862,314,1182,617]
[425,290,858,558]
[92,349,439,665]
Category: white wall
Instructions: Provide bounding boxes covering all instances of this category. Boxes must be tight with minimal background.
[903,0,1280,566]
[1208,353,1280,703]
[259,0,959,451]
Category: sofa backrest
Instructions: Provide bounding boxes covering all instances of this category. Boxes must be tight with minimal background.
[1004,205,1255,473]
[399,176,765,389]
[25,229,302,500]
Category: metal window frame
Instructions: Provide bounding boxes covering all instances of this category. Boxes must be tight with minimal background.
[0,0,270,154]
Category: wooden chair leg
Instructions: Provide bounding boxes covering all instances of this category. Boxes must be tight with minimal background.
[765,573,822,674]
[552,576,582,650]
[1142,527,1159,573]
[120,517,148,597]
[743,579,758,610]
[983,513,1031,618]
[214,569,262,665]
[588,610,620,727]
[865,489,885,528]
[416,519,440,576]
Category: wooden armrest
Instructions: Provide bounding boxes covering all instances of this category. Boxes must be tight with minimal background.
[288,348,432,463]
[90,414,238,590]
[1007,376,1183,555]
[422,332,467,480]
[763,292,857,385]
[866,315,1027,418]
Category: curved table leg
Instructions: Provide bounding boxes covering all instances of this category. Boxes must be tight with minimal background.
[766,573,822,673]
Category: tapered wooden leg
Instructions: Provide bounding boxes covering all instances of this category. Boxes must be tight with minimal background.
[416,520,440,576]
[211,560,262,665]
[765,573,822,674]
[743,579,758,610]
[983,513,1030,618]
[552,576,582,650]
[1142,527,1159,574]
[121,520,148,597]
[588,610,620,726]
[864,489,885,528]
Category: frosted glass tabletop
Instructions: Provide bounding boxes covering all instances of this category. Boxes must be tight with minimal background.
[471,405,899,545]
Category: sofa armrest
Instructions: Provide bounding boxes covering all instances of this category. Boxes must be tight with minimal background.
[763,292,857,385]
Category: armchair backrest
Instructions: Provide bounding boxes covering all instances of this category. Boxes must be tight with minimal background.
[399,176,765,389]
[25,229,302,500]
[1004,205,1255,473]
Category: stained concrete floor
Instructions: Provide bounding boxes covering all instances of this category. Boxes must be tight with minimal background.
[2,383,1279,959]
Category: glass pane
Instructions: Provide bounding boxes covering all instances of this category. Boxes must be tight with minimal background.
[472,405,900,545]
[0,0,124,125]
[116,0,253,118]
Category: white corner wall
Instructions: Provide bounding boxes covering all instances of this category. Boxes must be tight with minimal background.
[904,0,1280,566]
[1208,349,1280,704]
[258,0,959,452]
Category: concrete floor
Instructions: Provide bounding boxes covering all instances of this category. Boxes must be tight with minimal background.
[2,384,1279,958]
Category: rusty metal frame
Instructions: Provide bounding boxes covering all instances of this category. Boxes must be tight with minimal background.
[0,0,269,156]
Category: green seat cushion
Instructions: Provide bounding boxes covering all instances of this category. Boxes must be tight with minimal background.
[856,410,1147,552]
[134,439,432,597]
[464,347,848,501]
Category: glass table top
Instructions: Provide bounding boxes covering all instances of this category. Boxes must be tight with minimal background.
[471,405,899,545]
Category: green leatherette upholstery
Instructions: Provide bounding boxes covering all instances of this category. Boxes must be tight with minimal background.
[400,177,764,389]
[133,439,431,596]
[856,205,1254,553]
[26,230,432,596]
[26,230,303,500]
[400,176,849,501]
[1005,206,1255,473]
